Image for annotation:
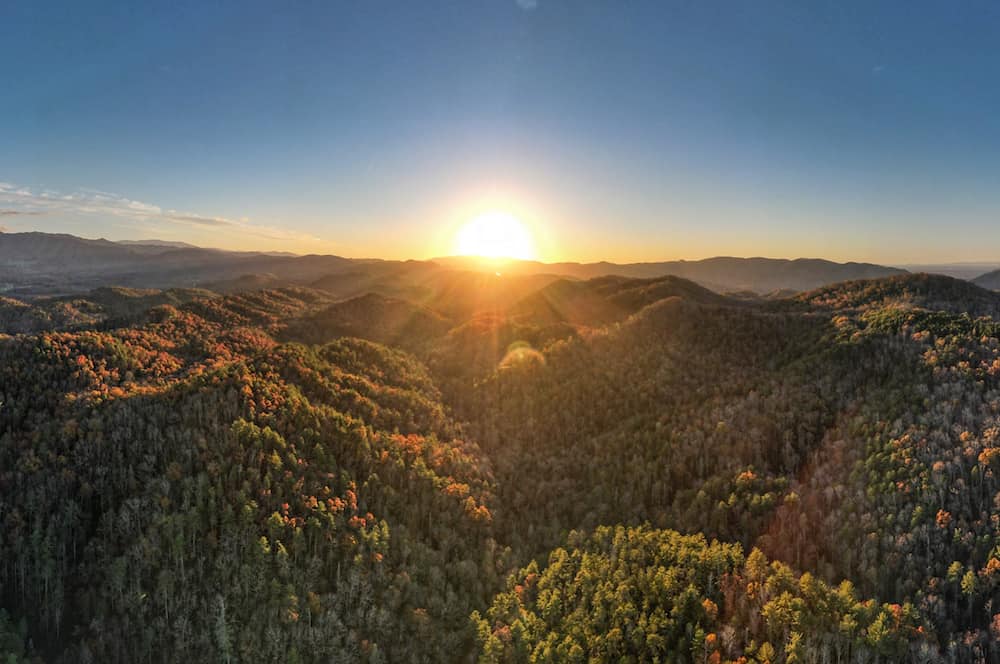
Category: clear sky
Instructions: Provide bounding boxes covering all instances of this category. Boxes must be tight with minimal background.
[3,1,1000,263]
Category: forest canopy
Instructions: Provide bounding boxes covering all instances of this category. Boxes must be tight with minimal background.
[3,272,1000,662]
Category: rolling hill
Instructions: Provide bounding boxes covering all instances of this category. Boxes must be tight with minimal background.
[0,287,216,334]
[283,292,453,350]
[507,274,732,326]
[972,267,1000,291]
[799,272,1000,317]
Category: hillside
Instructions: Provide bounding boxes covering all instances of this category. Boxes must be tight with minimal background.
[799,272,1000,317]
[973,268,1000,291]
[6,270,1000,661]
[507,274,732,326]
[282,292,453,350]
[477,526,924,661]
[0,327,494,661]
[0,287,216,334]
[0,286,337,337]
[312,264,565,320]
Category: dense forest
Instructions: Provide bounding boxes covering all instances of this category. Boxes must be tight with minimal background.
[4,270,1000,661]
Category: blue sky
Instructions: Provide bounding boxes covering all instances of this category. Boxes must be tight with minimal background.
[2,1,1000,262]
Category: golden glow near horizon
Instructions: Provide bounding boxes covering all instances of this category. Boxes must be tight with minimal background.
[453,210,538,261]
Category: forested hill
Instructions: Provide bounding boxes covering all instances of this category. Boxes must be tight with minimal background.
[973,268,1000,292]
[0,304,497,661]
[281,292,453,351]
[0,287,216,334]
[5,271,1000,661]
[799,272,1000,317]
[506,274,731,326]
[0,287,335,336]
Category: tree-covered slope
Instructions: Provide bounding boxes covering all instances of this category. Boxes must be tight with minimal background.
[475,526,928,663]
[0,306,495,662]
[506,275,731,326]
[282,292,453,351]
[0,287,216,335]
[6,271,1000,662]
[799,273,1000,317]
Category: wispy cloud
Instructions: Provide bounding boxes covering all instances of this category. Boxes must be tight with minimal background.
[164,213,241,228]
[0,208,42,216]
[0,181,321,244]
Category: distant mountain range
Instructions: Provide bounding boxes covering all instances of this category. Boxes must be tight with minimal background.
[0,231,356,295]
[4,230,1000,297]
[116,238,299,256]
[432,255,912,293]
[115,239,201,250]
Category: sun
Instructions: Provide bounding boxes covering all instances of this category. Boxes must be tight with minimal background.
[453,210,537,260]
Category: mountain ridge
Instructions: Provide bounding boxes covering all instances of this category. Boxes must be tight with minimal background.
[430,254,907,292]
[0,231,918,299]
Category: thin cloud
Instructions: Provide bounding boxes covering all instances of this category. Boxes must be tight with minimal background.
[0,209,42,216]
[165,213,238,228]
[0,180,323,244]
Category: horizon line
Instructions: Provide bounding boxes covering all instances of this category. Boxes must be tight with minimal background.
[4,228,1000,268]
